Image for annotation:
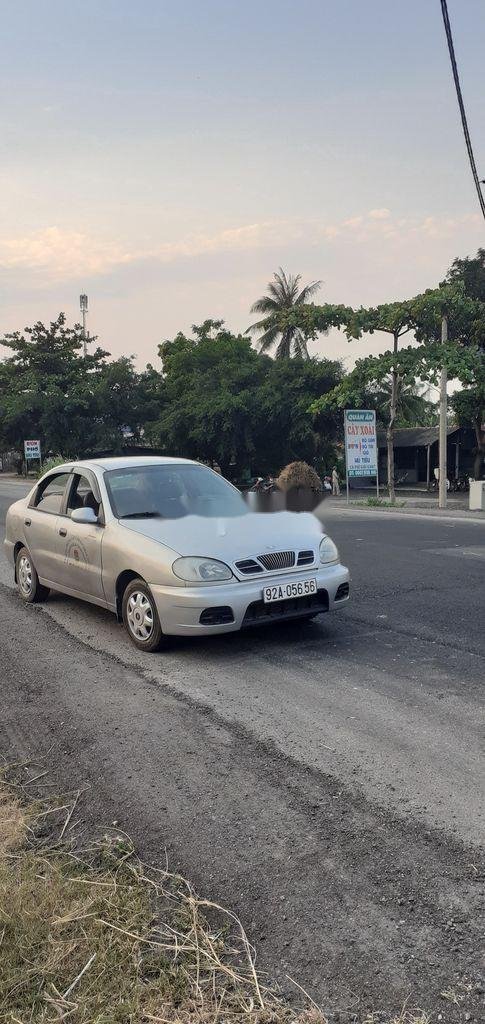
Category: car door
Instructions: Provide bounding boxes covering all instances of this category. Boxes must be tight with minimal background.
[54,471,106,604]
[25,471,72,583]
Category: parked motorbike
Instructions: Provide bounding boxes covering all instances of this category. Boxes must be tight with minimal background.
[450,474,469,492]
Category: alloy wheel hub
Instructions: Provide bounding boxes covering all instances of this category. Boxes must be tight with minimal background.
[127,591,154,641]
[18,555,32,595]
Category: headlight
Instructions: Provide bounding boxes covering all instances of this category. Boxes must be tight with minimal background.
[172,556,234,583]
[319,535,339,564]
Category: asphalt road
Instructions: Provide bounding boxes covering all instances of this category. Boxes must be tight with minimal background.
[1,478,484,1020]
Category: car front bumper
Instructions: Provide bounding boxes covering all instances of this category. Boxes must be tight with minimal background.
[149,562,350,636]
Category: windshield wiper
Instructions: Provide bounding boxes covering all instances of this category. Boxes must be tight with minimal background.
[119,511,161,519]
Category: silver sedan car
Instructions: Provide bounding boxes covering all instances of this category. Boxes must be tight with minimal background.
[5,457,349,652]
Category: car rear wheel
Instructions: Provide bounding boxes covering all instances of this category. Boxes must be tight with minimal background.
[16,547,50,603]
[122,578,165,653]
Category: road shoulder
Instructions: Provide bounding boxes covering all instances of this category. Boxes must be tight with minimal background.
[1,587,483,1020]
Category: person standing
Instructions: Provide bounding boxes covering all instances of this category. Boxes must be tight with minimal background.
[331,466,340,496]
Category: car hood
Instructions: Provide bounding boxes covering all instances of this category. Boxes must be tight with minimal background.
[119,510,324,564]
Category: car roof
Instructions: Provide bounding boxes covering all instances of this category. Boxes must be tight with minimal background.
[74,456,197,473]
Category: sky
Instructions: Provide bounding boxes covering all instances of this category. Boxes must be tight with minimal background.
[1,0,484,370]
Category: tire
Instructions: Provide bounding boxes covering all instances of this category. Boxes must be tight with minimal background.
[16,547,50,604]
[122,578,165,653]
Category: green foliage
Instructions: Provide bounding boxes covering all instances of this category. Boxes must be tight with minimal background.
[441,251,485,477]
[3,274,482,484]
[256,356,344,475]
[444,248,485,302]
[0,314,343,476]
[0,315,162,459]
[363,497,405,508]
[0,315,101,456]
[279,302,356,340]
[280,286,483,410]
[282,282,485,489]
[150,321,343,477]
[373,378,437,428]
[154,321,268,475]
[278,284,485,363]
[36,456,68,478]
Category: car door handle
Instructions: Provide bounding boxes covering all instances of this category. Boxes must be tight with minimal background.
[24,518,31,527]
[59,527,67,537]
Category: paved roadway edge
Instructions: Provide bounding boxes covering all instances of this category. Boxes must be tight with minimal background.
[329,506,485,525]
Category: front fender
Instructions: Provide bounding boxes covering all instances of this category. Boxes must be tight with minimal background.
[100,521,183,608]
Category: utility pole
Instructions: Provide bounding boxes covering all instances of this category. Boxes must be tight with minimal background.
[80,293,88,358]
[438,314,448,509]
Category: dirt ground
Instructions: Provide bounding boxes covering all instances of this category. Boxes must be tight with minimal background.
[1,587,484,1021]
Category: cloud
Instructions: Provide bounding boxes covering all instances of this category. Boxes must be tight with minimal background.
[368,207,391,220]
[157,221,304,260]
[0,210,481,284]
[0,226,137,279]
[0,222,299,281]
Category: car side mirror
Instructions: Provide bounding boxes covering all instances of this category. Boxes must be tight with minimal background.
[71,506,99,525]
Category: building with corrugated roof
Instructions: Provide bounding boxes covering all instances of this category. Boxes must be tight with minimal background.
[376,426,478,486]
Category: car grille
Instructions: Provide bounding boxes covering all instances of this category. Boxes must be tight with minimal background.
[297,549,314,566]
[235,550,315,575]
[234,558,264,575]
[242,588,329,627]
[257,550,295,571]
[199,606,235,625]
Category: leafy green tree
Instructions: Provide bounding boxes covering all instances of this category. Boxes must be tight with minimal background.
[0,315,108,459]
[246,269,322,358]
[444,248,485,303]
[152,321,269,478]
[407,284,485,479]
[90,357,163,452]
[257,357,344,476]
[308,351,429,471]
[348,289,481,497]
[0,315,162,462]
[452,380,485,478]
[279,299,416,499]
[372,377,437,428]
[279,284,485,494]
[442,251,485,478]
[350,303,413,501]
[151,321,343,478]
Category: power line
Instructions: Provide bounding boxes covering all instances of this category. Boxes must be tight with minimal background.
[440,0,485,220]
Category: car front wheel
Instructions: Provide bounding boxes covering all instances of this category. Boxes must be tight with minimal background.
[16,547,50,603]
[122,578,165,653]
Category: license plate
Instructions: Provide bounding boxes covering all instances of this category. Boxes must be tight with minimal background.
[263,579,317,604]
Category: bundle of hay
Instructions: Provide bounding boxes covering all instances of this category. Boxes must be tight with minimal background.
[277,461,323,493]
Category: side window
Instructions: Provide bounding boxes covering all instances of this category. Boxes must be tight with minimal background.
[34,473,71,514]
[67,474,101,516]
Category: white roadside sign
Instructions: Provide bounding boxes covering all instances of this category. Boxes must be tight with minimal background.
[24,439,41,460]
[344,410,378,499]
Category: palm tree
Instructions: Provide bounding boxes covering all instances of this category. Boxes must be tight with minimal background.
[374,376,438,427]
[246,269,322,358]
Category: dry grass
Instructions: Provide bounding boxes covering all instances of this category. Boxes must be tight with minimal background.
[0,785,25,856]
[0,778,323,1024]
[276,462,323,493]
[362,1016,429,1024]
[0,777,429,1024]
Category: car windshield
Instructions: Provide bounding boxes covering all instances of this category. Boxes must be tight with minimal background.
[104,464,248,520]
